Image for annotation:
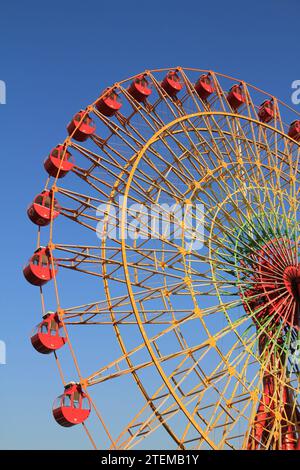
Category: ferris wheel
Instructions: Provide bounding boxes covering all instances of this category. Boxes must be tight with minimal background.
[24,67,300,450]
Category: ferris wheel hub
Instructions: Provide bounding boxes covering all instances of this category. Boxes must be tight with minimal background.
[283,265,300,300]
[239,236,300,329]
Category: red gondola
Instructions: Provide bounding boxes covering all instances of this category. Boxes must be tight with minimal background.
[44,145,74,178]
[128,75,152,102]
[27,191,60,226]
[95,88,122,116]
[67,111,96,142]
[53,383,91,427]
[288,120,300,141]
[258,100,275,123]
[31,312,67,354]
[161,71,183,97]
[194,74,215,100]
[23,247,57,286]
[227,84,246,110]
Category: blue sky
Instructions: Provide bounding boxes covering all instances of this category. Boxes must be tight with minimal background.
[0,0,299,449]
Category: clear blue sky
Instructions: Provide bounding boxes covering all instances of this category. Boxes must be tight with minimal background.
[0,0,299,449]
